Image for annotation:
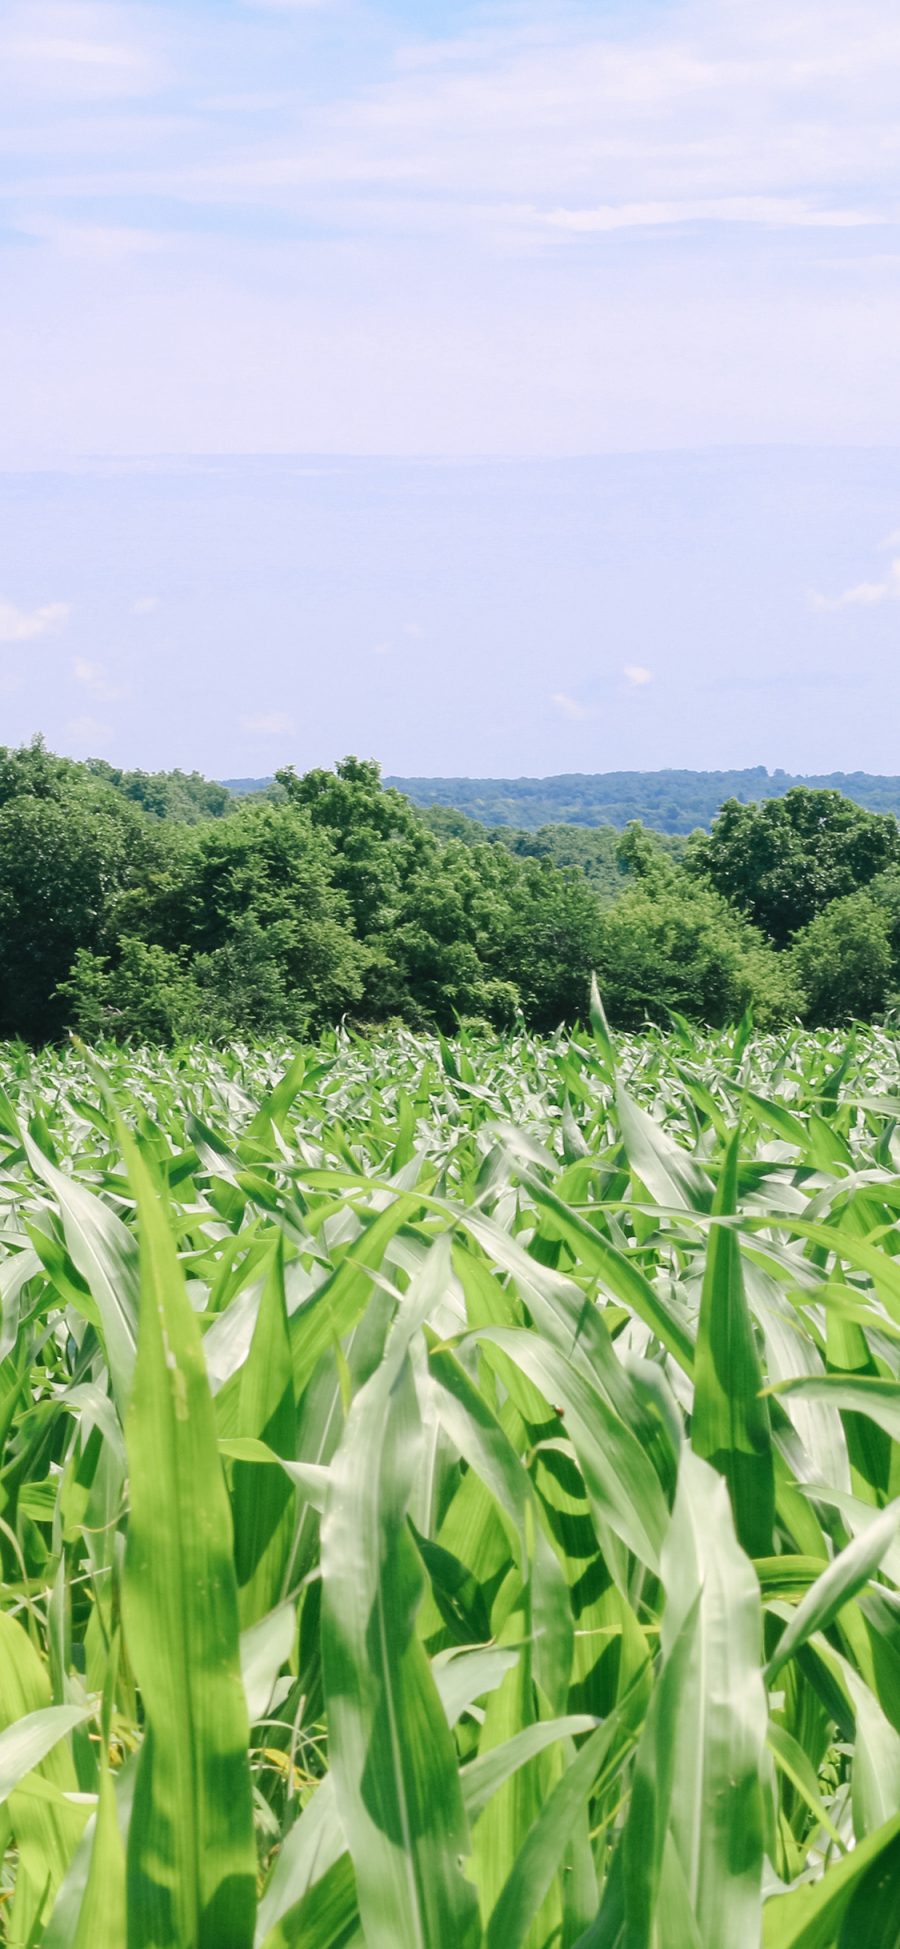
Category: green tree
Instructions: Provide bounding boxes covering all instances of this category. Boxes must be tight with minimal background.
[373,839,512,1026]
[594,877,801,1030]
[790,893,893,1025]
[141,800,367,1029]
[191,915,320,1039]
[0,787,158,1042]
[86,761,232,823]
[277,757,433,938]
[58,940,201,1043]
[689,788,900,946]
[0,735,82,808]
[487,852,605,1028]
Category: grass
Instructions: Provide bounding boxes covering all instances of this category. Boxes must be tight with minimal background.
[0,1003,898,1943]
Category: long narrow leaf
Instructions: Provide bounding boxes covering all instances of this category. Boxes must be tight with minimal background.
[120,1125,256,1948]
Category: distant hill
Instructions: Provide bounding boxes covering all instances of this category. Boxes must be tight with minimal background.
[222,777,276,798]
[223,767,900,834]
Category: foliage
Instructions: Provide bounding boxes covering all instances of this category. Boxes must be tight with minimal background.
[0,783,162,1043]
[593,866,802,1028]
[0,1016,898,1944]
[3,744,900,1045]
[370,765,900,832]
[789,893,894,1027]
[689,787,900,946]
[420,808,687,897]
[58,940,201,1043]
[0,736,231,824]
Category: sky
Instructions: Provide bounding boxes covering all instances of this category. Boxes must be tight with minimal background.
[1,0,899,776]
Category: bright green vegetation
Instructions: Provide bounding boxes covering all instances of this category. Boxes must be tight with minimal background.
[419,804,690,897]
[381,766,900,833]
[1,1012,900,1943]
[5,740,900,1046]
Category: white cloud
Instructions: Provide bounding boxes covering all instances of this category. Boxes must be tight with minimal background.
[240,710,294,734]
[6,0,900,458]
[812,556,900,610]
[73,655,126,701]
[15,217,169,262]
[66,713,112,748]
[544,198,877,234]
[74,655,100,684]
[0,598,69,643]
[623,664,653,686]
[0,3,160,100]
[132,595,159,615]
[242,0,331,11]
[170,1,900,227]
[551,691,592,721]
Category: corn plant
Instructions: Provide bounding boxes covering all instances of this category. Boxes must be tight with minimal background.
[0,1002,898,1945]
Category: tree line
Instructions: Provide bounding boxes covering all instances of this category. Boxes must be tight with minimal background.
[379,765,900,833]
[2,738,900,1044]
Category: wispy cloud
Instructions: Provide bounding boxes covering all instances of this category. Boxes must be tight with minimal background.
[65,712,112,748]
[0,3,159,100]
[73,655,126,701]
[812,556,900,610]
[240,710,294,734]
[623,664,653,687]
[0,598,69,643]
[6,0,900,457]
[544,199,877,235]
[16,217,170,262]
[242,0,331,11]
[132,595,159,615]
[551,691,592,721]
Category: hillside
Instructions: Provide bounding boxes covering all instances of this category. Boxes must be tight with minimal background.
[383,768,900,833]
[222,766,900,832]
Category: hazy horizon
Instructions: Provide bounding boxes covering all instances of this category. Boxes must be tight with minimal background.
[4,0,899,775]
[3,446,900,778]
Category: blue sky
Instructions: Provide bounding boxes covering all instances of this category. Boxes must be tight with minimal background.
[1,0,899,776]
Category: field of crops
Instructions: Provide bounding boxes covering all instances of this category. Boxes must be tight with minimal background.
[0,1002,899,1946]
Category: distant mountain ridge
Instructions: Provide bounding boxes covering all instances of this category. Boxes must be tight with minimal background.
[221,767,900,835]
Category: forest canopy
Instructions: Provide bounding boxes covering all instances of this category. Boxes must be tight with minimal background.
[356,766,900,833]
[5,739,900,1044]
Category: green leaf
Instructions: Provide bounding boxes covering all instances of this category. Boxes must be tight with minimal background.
[766,1721,846,1852]
[641,1448,767,1949]
[232,1240,296,1627]
[774,1376,900,1445]
[119,1124,256,1949]
[258,1853,360,1949]
[461,1714,600,1822]
[763,1812,900,1947]
[24,1130,138,1412]
[692,1127,774,1557]
[0,1705,91,1806]
[485,1717,632,1949]
[255,1777,345,1944]
[0,1611,88,1943]
[240,1602,296,1726]
[589,974,616,1072]
[71,1675,127,1949]
[320,1239,481,1948]
[473,1326,670,1572]
[616,1083,712,1212]
[766,1498,900,1682]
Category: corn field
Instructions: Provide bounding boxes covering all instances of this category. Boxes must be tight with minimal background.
[0,998,900,1945]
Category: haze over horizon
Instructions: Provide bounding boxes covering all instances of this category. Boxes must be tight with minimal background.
[3,1,899,774]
